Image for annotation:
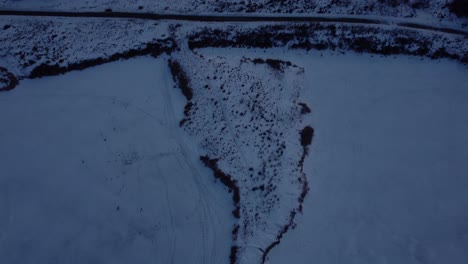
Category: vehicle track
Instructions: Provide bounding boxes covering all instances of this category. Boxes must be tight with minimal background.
[0,9,467,37]
[160,61,230,263]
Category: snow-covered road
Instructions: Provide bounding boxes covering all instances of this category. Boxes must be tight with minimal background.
[0,10,466,36]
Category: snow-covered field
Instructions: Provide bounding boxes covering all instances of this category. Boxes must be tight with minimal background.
[270,52,468,264]
[1,3,467,263]
[0,57,233,264]
[1,47,467,264]
[186,48,468,263]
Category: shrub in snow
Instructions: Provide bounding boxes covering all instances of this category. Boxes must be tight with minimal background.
[449,0,468,16]
[0,67,18,91]
[300,126,315,147]
[409,0,429,8]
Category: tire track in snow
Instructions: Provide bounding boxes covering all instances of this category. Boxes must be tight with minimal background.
[159,60,228,263]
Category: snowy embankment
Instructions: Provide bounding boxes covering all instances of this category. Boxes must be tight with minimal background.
[0,57,233,264]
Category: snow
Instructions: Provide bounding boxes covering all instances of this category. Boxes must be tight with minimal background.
[0,16,171,78]
[1,14,466,84]
[1,46,467,264]
[0,56,233,264]
[266,52,468,264]
[169,48,309,262]
[0,7,467,263]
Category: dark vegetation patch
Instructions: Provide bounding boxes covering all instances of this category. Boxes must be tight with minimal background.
[188,24,466,64]
[300,126,315,147]
[200,155,241,264]
[167,58,196,128]
[200,156,240,207]
[183,102,193,116]
[449,0,468,17]
[252,58,292,71]
[168,59,193,101]
[377,0,428,8]
[252,185,265,191]
[262,210,296,263]
[29,39,175,79]
[0,67,19,92]
[408,0,429,8]
[230,246,239,264]
[262,125,313,263]
[298,102,311,114]
[241,57,301,73]
[201,0,436,13]
[179,101,194,126]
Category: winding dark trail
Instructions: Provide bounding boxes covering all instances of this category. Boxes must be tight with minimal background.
[1,9,467,37]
